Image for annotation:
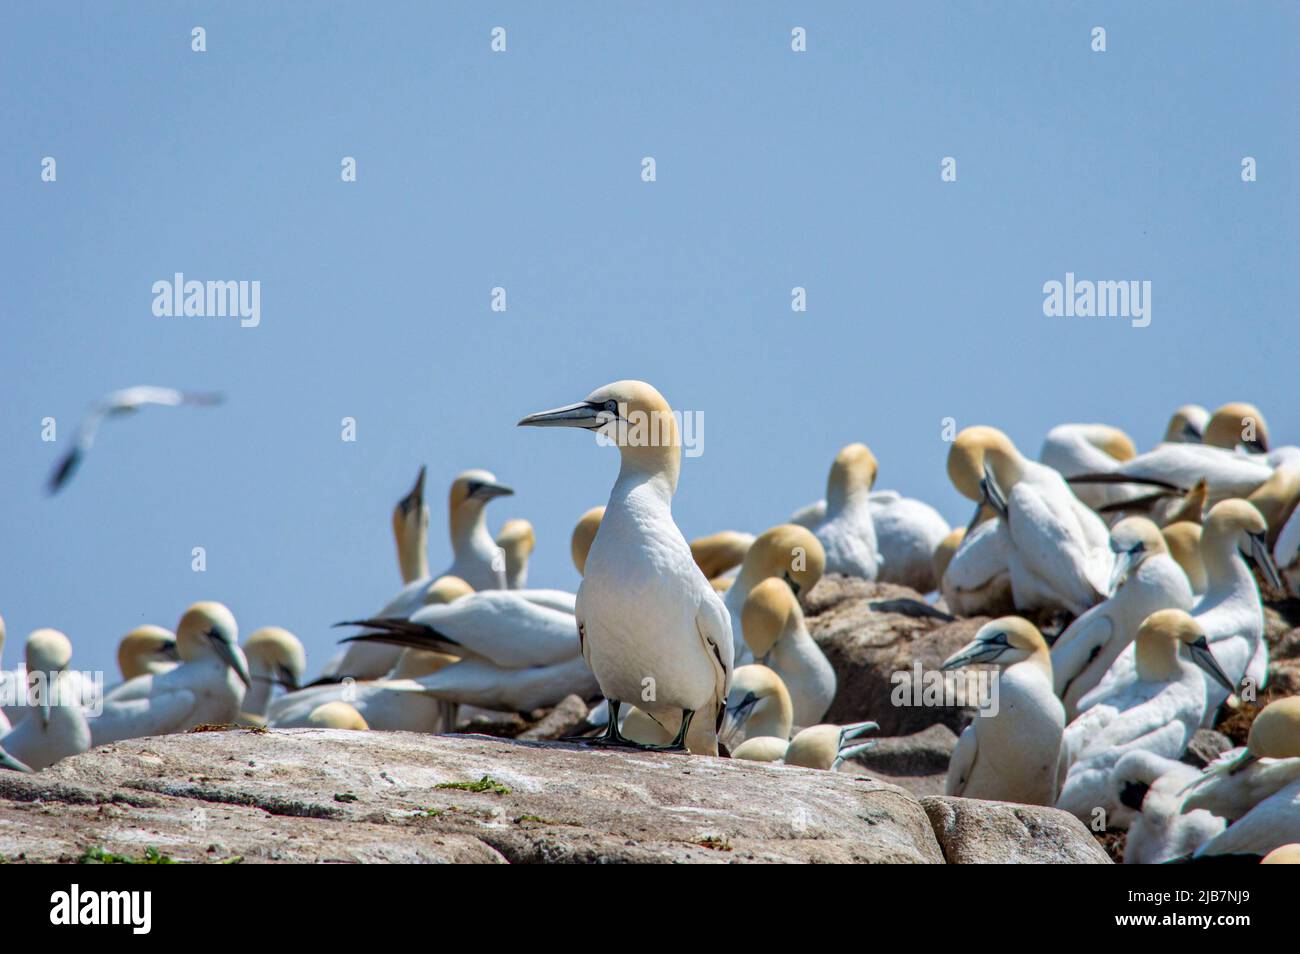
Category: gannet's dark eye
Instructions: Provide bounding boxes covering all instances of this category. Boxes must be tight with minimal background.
[988,632,1008,645]
[604,400,618,414]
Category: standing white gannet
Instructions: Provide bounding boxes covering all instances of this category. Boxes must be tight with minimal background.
[240,627,306,719]
[1112,752,1225,864]
[90,602,251,745]
[116,625,180,681]
[518,380,733,754]
[1039,423,1141,511]
[0,630,91,771]
[741,578,835,727]
[1051,517,1195,719]
[1057,610,1235,826]
[717,664,793,747]
[722,524,825,663]
[46,386,224,493]
[392,466,431,584]
[1183,698,1300,858]
[957,426,1114,615]
[812,444,882,580]
[495,519,536,590]
[941,617,1066,805]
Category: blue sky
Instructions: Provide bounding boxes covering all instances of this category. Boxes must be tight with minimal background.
[2,3,1297,677]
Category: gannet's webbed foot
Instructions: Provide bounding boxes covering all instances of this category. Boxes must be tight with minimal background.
[635,708,694,754]
[567,698,629,747]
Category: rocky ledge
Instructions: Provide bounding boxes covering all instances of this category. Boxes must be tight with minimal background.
[0,729,1107,864]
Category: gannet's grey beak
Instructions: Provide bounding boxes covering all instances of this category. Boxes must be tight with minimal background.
[399,465,427,513]
[210,633,251,687]
[157,640,182,663]
[277,664,301,692]
[468,479,514,501]
[517,401,609,430]
[1108,544,1142,597]
[941,637,1005,670]
[1245,532,1283,590]
[1188,636,1236,694]
[720,691,760,742]
[980,464,1008,518]
[781,571,802,597]
[1182,421,1203,442]
[963,501,985,536]
[0,748,31,773]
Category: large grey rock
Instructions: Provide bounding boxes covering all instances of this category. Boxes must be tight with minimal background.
[804,576,988,735]
[921,796,1112,864]
[0,729,945,864]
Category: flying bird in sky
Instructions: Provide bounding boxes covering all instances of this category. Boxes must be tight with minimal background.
[47,386,223,494]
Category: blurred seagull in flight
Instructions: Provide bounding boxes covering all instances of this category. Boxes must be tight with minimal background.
[47,386,223,493]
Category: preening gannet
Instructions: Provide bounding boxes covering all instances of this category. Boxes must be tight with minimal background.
[1051,517,1194,719]
[306,701,369,730]
[690,530,755,581]
[723,524,825,663]
[942,617,1066,805]
[46,386,223,493]
[1039,423,1140,511]
[813,444,882,580]
[783,721,878,770]
[0,629,91,771]
[1183,698,1300,858]
[1164,405,1209,444]
[496,519,536,590]
[570,506,605,575]
[240,627,306,719]
[1057,610,1235,827]
[741,578,835,727]
[117,625,180,681]
[90,602,251,745]
[718,664,793,747]
[953,426,1113,615]
[1113,752,1225,864]
[518,380,733,754]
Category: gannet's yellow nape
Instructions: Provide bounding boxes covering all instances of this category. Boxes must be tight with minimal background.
[1204,402,1270,453]
[1203,499,1283,590]
[117,625,179,680]
[1247,465,1300,541]
[306,701,369,730]
[721,664,793,744]
[741,578,796,660]
[423,575,474,606]
[1165,479,1209,526]
[1164,405,1210,444]
[392,465,430,584]
[827,443,878,506]
[244,627,307,692]
[176,601,250,687]
[495,518,536,588]
[1132,609,1235,692]
[946,426,1017,502]
[690,530,755,580]
[932,527,966,583]
[942,616,1051,674]
[1262,844,1300,864]
[1161,522,1207,593]
[570,506,605,575]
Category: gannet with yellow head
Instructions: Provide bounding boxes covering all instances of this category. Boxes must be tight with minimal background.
[519,380,733,754]
[729,720,877,770]
[1051,517,1195,719]
[942,617,1065,805]
[718,664,793,748]
[814,443,882,580]
[1164,404,1209,444]
[723,524,824,663]
[240,627,306,719]
[306,700,370,730]
[690,530,755,582]
[116,625,180,682]
[392,465,430,584]
[570,505,604,575]
[495,518,536,590]
[741,578,835,727]
[91,602,251,746]
[0,629,91,771]
[1058,610,1235,826]
[955,426,1114,614]
[1183,697,1300,858]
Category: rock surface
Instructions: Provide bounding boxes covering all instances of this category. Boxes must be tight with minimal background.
[921,796,1112,864]
[847,723,956,796]
[804,576,986,735]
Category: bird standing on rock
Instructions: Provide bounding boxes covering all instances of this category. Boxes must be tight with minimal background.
[518,380,733,755]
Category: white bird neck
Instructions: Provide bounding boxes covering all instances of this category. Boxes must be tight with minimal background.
[1199,532,1258,600]
[450,502,494,556]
